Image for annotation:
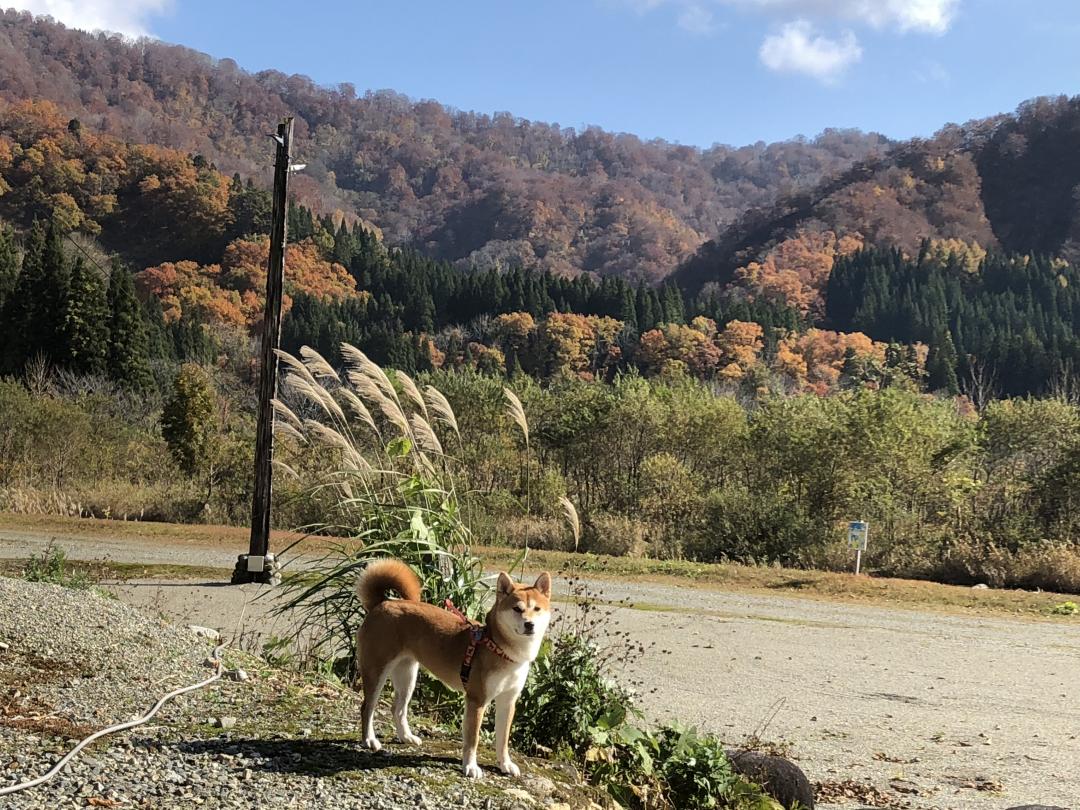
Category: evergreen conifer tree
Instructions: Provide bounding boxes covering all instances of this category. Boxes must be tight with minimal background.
[0,223,18,314]
[106,260,152,389]
[3,216,69,373]
[64,256,110,376]
[926,331,960,395]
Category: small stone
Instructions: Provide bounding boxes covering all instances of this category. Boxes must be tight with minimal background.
[242,768,252,781]
[972,583,990,590]
[227,669,249,682]
[216,717,237,730]
[188,625,220,641]
[521,775,557,798]
[0,641,10,652]
[502,788,536,805]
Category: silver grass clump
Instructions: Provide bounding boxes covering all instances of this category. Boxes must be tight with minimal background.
[396,370,429,419]
[503,387,529,447]
[410,413,444,456]
[273,419,307,445]
[299,346,340,381]
[272,397,303,431]
[341,344,402,411]
[274,345,463,476]
[560,496,581,553]
[337,388,379,436]
[424,385,460,436]
[275,348,319,387]
[285,375,347,426]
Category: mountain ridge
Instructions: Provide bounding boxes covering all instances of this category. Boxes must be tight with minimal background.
[676,94,1080,292]
[0,9,888,281]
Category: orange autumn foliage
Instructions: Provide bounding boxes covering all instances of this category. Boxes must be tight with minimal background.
[0,99,233,261]
[137,237,358,331]
[715,320,764,379]
[777,329,887,394]
[735,231,863,316]
[539,312,622,379]
[639,322,722,377]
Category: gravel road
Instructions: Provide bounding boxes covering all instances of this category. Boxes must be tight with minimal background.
[2,524,1078,810]
[0,576,587,809]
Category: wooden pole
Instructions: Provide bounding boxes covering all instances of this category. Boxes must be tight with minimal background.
[232,117,293,585]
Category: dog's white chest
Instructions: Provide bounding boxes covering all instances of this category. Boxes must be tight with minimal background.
[486,659,531,698]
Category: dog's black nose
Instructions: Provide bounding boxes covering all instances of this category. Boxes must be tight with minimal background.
[524,622,535,634]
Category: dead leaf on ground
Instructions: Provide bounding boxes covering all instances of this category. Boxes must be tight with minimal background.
[814,779,909,808]
[873,751,919,763]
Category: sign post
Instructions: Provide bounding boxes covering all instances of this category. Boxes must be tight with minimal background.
[847,520,868,575]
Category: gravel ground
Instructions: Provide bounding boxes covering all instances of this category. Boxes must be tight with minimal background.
[103,577,1080,810]
[580,579,1080,810]
[3,526,1079,809]
[0,576,597,810]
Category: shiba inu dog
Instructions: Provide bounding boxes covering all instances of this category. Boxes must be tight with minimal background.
[354,559,552,778]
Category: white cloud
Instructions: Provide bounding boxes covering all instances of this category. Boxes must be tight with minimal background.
[759,19,862,82]
[732,1,958,34]
[677,4,716,34]
[914,59,951,85]
[12,0,171,37]
[609,0,960,36]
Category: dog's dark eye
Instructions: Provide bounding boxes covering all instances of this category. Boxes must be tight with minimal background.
[513,606,524,614]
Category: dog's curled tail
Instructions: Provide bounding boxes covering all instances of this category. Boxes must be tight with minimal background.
[356,559,422,610]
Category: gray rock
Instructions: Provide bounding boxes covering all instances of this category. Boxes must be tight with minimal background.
[727,749,815,810]
[520,774,556,798]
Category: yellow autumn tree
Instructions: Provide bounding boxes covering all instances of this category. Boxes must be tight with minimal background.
[735,230,863,317]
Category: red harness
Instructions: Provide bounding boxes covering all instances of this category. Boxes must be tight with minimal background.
[443,599,516,685]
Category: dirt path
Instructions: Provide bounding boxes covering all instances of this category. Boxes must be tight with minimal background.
[2,524,1077,809]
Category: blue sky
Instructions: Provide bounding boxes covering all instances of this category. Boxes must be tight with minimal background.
[15,0,1080,146]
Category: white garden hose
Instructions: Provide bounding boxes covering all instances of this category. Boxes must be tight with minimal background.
[0,642,229,797]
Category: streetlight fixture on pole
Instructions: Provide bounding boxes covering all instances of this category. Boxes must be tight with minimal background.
[232,117,295,586]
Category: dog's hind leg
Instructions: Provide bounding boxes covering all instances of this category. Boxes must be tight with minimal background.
[359,657,389,752]
[461,695,487,778]
[389,658,422,745]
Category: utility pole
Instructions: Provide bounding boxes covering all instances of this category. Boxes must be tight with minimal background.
[232,117,294,586]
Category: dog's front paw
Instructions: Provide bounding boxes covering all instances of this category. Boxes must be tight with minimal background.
[462,762,484,779]
[397,732,422,746]
[362,736,382,752]
[498,759,521,777]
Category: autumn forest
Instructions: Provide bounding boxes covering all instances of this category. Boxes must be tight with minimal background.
[4,11,1080,590]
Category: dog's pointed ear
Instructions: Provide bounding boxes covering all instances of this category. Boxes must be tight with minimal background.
[533,572,552,597]
[497,571,515,595]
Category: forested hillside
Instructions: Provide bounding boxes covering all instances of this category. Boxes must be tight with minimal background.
[676,95,1080,293]
[0,10,890,282]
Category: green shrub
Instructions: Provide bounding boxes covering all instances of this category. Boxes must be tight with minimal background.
[513,632,635,759]
[654,725,779,810]
[161,363,215,477]
[22,541,91,590]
